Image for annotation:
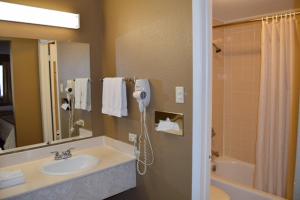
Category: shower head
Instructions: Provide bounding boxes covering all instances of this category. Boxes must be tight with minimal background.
[213,43,222,53]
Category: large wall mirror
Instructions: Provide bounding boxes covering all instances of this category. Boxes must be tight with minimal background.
[0,37,92,153]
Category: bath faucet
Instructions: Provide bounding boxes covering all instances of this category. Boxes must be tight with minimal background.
[211,163,217,172]
[211,150,219,172]
[212,128,216,138]
[51,148,75,160]
[212,150,220,158]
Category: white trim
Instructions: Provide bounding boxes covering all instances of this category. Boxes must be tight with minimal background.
[49,42,62,134]
[38,40,53,143]
[192,0,212,199]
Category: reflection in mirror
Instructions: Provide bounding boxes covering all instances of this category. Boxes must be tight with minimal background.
[0,38,92,153]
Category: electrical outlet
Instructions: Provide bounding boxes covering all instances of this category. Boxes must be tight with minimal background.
[56,130,62,140]
[129,133,137,143]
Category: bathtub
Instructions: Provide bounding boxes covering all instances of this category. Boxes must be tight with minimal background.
[211,157,286,200]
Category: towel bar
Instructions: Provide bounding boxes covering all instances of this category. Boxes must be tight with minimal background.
[101,77,136,84]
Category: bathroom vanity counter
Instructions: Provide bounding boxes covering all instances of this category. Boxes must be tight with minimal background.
[0,137,136,200]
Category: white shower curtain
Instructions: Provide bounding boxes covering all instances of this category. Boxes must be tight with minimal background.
[255,16,296,197]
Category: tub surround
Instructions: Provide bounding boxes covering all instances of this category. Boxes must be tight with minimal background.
[211,186,230,200]
[214,157,254,187]
[212,176,286,200]
[212,157,286,200]
[0,136,136,199]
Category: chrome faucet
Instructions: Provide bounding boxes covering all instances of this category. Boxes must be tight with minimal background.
[211,127,219,158]
[212,150,219,158]
[51,148,75,160]
[212,128,216,138]
[211,127,219,172]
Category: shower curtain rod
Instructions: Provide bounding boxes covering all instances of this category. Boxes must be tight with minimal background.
[213,10,300,28]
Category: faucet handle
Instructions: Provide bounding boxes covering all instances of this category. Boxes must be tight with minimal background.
[51,151,61,160]
[64,147,75,156]
[61,147,74,159]
[66,147,75,153]
[51,151,59,155]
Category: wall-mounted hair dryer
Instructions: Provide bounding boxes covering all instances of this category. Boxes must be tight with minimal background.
[65,80,74,102]
[132,79,154,176]
[133,79,150,113]
[65,80,75,137]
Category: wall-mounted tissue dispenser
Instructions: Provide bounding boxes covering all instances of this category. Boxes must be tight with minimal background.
[155,111,184,136]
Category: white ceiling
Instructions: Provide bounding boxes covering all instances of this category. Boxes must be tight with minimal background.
[213,0,296,22]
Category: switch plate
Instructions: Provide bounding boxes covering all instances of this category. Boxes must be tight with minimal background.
[176,86,184,103]
[60,83,64,93]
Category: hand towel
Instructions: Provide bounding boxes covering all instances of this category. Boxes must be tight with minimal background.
[80,78,91,111]
[102,77,128,117]
[0,170,25,189]
[74,79,82,109]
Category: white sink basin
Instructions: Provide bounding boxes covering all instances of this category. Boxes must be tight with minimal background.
[42,155,99,176]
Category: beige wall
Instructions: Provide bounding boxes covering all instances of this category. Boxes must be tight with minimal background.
[9,38,43,146]
[100,0,192,199]
[0,0,103,137]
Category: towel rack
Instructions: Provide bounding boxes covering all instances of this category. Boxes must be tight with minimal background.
[73,78,91,82]
[101,77,136,84]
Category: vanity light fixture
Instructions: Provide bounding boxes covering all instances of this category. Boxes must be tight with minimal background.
[0,1,80,29]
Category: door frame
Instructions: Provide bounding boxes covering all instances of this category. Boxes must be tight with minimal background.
[38,40,53,143]
[192,0,212,199]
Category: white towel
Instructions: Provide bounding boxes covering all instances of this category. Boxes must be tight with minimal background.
[74,79,82,109]
[102,77,128,117]
[75,78,91,111]
[0,170,25,189]
[79,78,91,111]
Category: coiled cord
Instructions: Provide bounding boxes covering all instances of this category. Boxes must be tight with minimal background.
[68,95,75,138]
[135,107,154,175]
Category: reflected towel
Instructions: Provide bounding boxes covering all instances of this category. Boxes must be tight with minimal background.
[75,78,91,111]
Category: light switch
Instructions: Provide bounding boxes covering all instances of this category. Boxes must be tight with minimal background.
[176,86,184,103]
[60,83,64,93]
